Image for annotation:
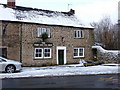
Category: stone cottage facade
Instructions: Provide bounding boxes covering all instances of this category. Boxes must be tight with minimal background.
[0,1,94,66]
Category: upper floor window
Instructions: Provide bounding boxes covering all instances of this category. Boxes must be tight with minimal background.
[37,28,51,38]
[2,24,8,36]
[74,30,84,38]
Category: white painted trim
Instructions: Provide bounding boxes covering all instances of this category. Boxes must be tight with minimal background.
[44,48,52,59]
[37,28,51,38]
[34,48,43,59]
[56,46,66,65]
[74,30,84,38]
[73,48,85,58]
[34,48,51,59]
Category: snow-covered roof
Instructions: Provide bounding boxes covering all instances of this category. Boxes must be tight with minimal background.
[0,4,93,28]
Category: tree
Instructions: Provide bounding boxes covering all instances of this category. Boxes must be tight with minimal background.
[90,16,118,50]
[41,32,48,42]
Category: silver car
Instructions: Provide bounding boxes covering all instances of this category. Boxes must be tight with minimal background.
[0,57,22,73]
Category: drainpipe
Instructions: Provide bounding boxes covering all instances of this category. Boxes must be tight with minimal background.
[20,23,22,63]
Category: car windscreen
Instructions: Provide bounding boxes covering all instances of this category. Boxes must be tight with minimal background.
[0,58,7,62]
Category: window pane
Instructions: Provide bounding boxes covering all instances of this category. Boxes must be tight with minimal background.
[48,49,50,52]
[74,31,77,37]
[74,30,84,38]
[44,53,47,57]
[39,28,42,37]
[45,49,48,52]
[79,48,83,52]
[37,28,50,38]
[79,48,83,56]
[79,52,83,56]
[44,48,51,58]
[37,28,40,37]
[39,53,42,57]
[43,28,46,32]
[35,48,43,58]
[78,30,79,38]
[44,53,50,57]
[74,49,78,56]
[41,28,44,34]
[37,28,42,37]
[36,49,39,52]
[81,30,84,38]
[36,54,38,57]
[47,28,50,37]
[39,49,42,52]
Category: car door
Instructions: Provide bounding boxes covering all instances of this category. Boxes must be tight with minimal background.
[0,58,7,71]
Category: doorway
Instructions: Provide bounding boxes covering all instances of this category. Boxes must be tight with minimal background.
[0,48,7,58]
[58,50,64,65]
[57,46,66,65]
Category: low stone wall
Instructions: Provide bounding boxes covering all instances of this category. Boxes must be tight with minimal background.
[92,46,119,64]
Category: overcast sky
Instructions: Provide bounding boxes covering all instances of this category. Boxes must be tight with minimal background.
[1,0,119,25]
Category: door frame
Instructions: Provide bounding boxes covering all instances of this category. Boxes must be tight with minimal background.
[56,46,66,65]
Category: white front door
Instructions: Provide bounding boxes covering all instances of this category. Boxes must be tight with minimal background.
[57,46,66,65]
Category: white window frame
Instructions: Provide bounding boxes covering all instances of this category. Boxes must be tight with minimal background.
[74,30,84,38]
[37,28,51,38]
[34,48,51,59]
[73,48,79,57]
[74,48,84,58]
[44,48,51,59]
[34,48,43,59]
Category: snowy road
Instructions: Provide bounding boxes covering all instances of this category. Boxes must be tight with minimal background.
[0,64,119,79]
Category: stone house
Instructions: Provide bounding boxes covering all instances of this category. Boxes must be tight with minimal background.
[0,0,94,66]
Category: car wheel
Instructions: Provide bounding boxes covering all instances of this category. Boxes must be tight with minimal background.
[5,65,15,73]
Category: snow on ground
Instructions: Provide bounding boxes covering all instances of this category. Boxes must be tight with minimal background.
[0,64,119,79]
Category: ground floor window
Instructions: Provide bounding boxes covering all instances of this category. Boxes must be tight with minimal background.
[74,48,84,58]
[0,48,7,58]
[34,48,51,59]
[44,48,51,58]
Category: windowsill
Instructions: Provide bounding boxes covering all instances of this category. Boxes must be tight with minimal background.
[73,56,85,58]
[36,37,51,38]
[74,37,84,39]
[34,57,52,60]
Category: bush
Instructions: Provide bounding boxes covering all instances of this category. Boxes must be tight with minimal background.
[41,63,56,67]
[41,32,48,42]
[83,62,102,67]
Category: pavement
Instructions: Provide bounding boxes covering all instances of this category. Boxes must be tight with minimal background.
[0,64,119,79]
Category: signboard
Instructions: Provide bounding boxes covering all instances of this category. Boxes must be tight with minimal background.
[34,43,53,47]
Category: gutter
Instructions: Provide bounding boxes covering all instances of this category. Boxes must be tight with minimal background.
[20,23,22,63]
[0,20,94,29]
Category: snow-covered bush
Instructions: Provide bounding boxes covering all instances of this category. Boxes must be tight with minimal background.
[92,46,119,63]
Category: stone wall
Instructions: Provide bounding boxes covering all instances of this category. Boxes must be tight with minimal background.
[1,21,94,66]
[1,21,20,61]
[92,46,119,64]
[21,23,94,66]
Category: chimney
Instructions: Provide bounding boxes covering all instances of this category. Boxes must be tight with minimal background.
[7,0,16,7]
[68,9,75,15]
